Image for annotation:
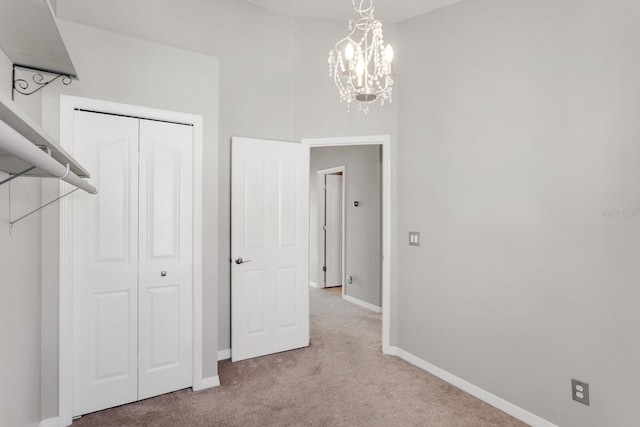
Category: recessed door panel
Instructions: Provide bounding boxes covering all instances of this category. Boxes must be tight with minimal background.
[148,141,179,259]
[277,267,297,329]
[95,139,132,263]
[278,159,297,247]
[94,291,132,381]
[244,156,266,248]
[245,270,266,335]
[146,285,180,370]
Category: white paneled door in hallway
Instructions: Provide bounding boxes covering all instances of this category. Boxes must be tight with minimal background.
[72,111,193,416]
[231,137,310,362]
[324,173,342,287]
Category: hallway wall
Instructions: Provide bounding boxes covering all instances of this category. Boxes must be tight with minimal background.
[310,145,382,308]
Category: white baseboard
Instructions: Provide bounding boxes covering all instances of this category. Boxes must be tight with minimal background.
[343,294,382,313]
[309,281,318,288]
[383,345,399,356]
[193,375,220,391]
[218,348,231,361]
[394,348,558,427]
[39,417,59,427]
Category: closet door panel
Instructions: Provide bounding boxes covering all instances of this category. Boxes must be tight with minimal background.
[138,119,193,399]
[72,112,139,417]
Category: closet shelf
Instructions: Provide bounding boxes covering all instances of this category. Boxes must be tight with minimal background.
[0,0,77,80]
[0,91,97,194]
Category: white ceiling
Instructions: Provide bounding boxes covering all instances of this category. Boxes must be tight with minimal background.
[244,0,463,23]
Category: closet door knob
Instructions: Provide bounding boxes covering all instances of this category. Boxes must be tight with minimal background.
[161,271,167,277]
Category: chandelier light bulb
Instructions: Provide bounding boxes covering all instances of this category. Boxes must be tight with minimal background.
[355,61,365,87]
[345,43,355,61]
[384,44,394,63]
[355,55,365,76]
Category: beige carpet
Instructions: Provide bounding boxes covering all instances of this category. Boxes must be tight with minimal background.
[74,288,527,427]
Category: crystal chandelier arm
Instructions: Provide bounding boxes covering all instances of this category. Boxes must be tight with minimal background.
[352,0,373,15]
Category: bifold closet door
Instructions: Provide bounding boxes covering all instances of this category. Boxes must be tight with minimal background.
[72,112,193,416]
[72,112,140,416]
[137,119,193,400]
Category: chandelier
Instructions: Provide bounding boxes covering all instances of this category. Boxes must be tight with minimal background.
[328,0,394,113]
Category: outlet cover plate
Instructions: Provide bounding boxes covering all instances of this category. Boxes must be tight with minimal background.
[571,379,589,406]
[409,231,420,246]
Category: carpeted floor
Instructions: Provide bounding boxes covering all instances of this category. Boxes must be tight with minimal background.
[74,288,527,427]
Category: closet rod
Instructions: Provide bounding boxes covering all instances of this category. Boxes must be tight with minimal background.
[0,119,97,194]
[0,166,36,187]
[9,188,79,227]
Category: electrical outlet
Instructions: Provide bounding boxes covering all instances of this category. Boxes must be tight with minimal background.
[347,274,353,284]
[571,379,589,406]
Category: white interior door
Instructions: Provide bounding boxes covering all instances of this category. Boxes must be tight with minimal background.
[72,112,139,416]
[138,120,193,399]
[324,174,342,287]
[231,137,310,362]
[72,112,193,416]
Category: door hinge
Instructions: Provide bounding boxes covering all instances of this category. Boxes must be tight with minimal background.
[322,224,327,231]
[323,184,327,190]
[322,266,327,272]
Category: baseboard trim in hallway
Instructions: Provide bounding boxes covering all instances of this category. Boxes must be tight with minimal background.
[342,294,382,313]
[39,417,59,427]
[218,348,231,361]
[390,347,558,427]
[193,376,220,391]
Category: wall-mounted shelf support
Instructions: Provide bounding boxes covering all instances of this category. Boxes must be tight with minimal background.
[9,187,79,229]
[12,64,73,100]
[0,166,36,186]
[0,91,97,194]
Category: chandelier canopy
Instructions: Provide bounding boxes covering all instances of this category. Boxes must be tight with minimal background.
[328,0,394,113]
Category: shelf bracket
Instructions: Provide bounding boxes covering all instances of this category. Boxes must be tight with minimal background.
[12,64,72,100]
[0,166,36,187]
[9,187,80,229]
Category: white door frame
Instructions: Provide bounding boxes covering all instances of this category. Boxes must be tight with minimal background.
[58,95,206,426]
[302,135,392,353]
[316,165,346,297]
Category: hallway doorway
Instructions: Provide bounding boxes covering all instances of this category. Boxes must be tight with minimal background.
[304,136,390,352]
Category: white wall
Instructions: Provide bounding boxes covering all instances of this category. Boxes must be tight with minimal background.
[39,21,220,419]
[396,1,640,425]
[310,146,382,307]
[0,51,43,427]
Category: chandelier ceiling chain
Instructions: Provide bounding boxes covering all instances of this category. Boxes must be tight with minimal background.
[328,0,394,113]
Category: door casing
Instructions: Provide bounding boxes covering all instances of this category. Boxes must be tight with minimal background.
[302,136,392,354]
[316,166,346,296]
[58,95,206,427]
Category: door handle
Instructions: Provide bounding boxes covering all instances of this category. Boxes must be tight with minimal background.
[235,257,252,265]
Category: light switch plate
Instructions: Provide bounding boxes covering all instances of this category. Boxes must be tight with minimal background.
[409,232,420,246]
